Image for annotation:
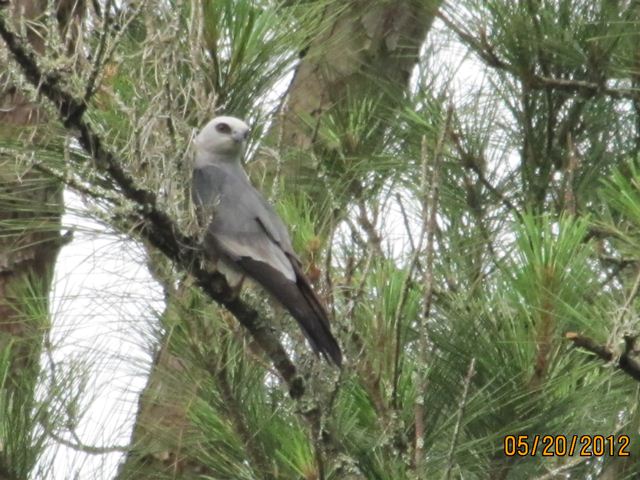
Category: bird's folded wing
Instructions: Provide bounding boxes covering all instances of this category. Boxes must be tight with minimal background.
[199,163,297,282]
[214,231,295,282]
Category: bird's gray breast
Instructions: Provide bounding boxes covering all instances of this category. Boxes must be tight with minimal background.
[192,164,296,282]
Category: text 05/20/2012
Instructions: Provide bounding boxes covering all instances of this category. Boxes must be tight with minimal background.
[503,434,630,457]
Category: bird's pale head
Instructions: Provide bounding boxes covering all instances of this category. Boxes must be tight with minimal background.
[195,116,250,160]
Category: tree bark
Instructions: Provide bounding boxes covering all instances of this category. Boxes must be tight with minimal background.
[0,1,83,477]
[0,0,52,391]
[279,0,440,150]
[255,0,442,208]
[116,283,219,479]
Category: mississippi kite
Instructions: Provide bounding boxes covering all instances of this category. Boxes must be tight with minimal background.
[192,116,342,366]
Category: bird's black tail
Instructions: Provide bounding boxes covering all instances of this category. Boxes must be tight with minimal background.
[237,257,342,366]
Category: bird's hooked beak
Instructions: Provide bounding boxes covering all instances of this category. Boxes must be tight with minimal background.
[232,131,248,143]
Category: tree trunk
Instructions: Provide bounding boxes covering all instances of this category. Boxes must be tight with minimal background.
[254,0,442,218]
[0,1,82,477]
[279,0,440,151]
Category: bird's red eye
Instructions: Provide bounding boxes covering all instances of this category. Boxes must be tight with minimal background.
[215,122,231,134]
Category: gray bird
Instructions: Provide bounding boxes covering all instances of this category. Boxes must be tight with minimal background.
[192,116,342,366]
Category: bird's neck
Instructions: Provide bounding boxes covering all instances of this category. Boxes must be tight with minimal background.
[195,151,241,167]
[195,152,248,179]
[220,160,248,179]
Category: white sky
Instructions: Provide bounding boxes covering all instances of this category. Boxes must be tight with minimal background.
[42,191,163,479]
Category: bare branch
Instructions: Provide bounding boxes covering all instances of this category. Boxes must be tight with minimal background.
[442,358,476,480]
[413,107,451,467]
[566,332,640,383]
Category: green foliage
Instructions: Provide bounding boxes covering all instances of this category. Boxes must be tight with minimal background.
[6,0,640,478]
[202,0,328,116]
[0,274,70,480]
[421,213,633,478]
[274,189,330,257]
[599,160,640,254]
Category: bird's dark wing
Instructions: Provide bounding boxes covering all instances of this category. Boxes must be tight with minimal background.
[236,254,342,365]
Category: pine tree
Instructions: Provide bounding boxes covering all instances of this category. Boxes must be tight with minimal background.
[1,1,640,478]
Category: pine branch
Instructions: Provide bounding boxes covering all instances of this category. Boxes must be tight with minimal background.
[209,353,273,478]
[443,358,476,480]
[438,11,640,101]
[566,332,640,382]
[411,107,452,468]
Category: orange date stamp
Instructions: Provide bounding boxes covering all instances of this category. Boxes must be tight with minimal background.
[503,434,630,457]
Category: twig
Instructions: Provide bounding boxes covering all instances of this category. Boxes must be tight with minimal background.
[442,358,476,480]
[449,125,523,224]
[83,0,114,102]
[395,192,418,258]
[531,453,591,480]
[438,11,640,102]
[566,332,640,382]
[39,392,128,455]
[325,233,335,317]
[46,427,128,455]
[32,161,121,206]
[85,0,147,102]
[603,263,640,361]
[356,199,383,258]
[597,256,634,290]
[401,107,451,466]
[562,133,579,215]
[415,108,450,466]
[39,334,126,455]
